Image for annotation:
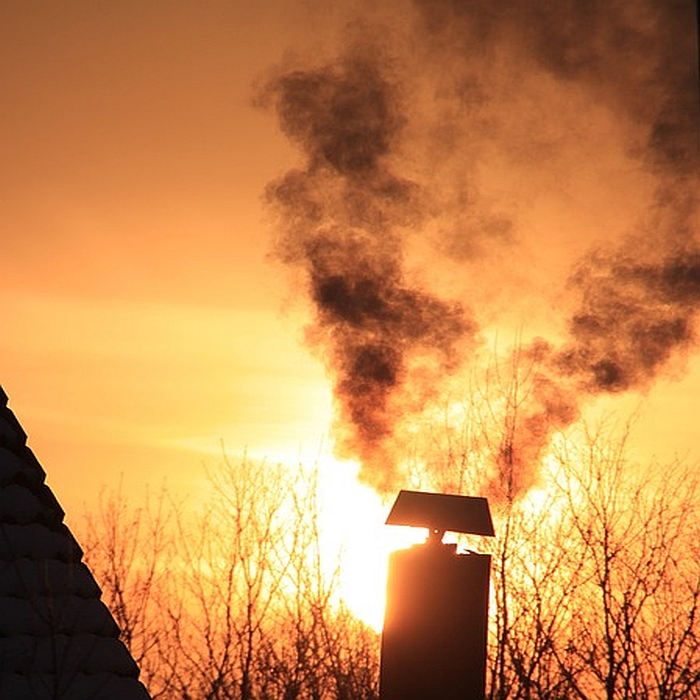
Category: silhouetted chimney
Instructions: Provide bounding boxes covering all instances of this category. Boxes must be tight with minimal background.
[380,490,494,700]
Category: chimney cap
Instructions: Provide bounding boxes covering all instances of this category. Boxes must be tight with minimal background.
[385,489,495,537]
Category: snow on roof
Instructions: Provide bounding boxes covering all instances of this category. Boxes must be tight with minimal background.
[0,386,152,700]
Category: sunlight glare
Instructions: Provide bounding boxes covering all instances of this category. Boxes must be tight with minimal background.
[316,456,426,631]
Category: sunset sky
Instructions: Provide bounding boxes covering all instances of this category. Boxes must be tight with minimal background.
[2,0,699,566]
[2,2,338,505]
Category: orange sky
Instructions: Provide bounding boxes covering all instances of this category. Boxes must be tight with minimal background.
[1,2,336,508]
[2,1,699,530]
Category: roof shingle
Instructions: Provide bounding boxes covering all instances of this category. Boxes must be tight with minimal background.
[0,387,152,700]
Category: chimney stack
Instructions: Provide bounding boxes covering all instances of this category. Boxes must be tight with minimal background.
[380,490,495,700]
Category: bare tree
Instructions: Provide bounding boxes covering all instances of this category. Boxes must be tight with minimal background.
[549,426,700,700]
[77,392,700,700]
[158,454,380,700]
[79,483,177,698]
[404,343,700,700]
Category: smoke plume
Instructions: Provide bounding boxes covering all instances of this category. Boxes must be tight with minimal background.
[260,0,699,498]
[260,44,479,491]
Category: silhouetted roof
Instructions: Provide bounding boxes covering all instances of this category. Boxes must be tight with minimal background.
[0,386,152,699]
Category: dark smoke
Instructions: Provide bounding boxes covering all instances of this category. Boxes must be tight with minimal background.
[412,0,697,154]
[531,0,700,397]
[554,249,700,393]
[405,0,700,499]
[259,45,479,491]
[260,0,699,499]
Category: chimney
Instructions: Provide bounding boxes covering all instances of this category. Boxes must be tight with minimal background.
[380,490,495,700]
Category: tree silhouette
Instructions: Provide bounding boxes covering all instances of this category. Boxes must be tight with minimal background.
[78,414,700,699]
